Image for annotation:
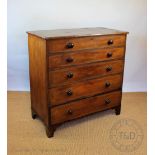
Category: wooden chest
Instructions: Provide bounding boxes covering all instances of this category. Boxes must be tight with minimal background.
[27,27,128,138]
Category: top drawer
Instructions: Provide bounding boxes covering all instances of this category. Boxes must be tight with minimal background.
[47,35,126,53]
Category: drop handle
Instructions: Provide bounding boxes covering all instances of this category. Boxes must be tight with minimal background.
[66,57,73,63]
[107,39,113,45]
[105,82,111,87]
[67,72,74,78]
[66,42,74,48]
[66,89,73,96]
[106,66,112,72]
[105,99,111,104]
[67,110,73,115]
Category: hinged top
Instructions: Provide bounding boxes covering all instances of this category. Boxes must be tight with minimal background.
[27,27,128,39]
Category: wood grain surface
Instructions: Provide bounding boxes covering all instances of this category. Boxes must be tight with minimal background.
[27,27,128,39]
[47,35,126,52]
[49,60,124,86]
[51,91,121,124]
[28,34,49,126]
[48,47,125,69]
[49,74,123,106]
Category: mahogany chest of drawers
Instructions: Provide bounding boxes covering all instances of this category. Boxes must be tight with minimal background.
[27,27,128,138]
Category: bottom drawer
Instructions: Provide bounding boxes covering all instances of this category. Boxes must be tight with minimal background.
[51,91,122,124]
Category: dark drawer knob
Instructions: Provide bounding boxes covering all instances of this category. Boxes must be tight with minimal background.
[105,98,111,104]
[67,72,73,78]
[107,40,113,45]
[66,89,73,96]
[105,82,111,87]
[66,42,74,48]
[106,66,112,72]
[67,110,73,115]
[107,52,112,57]
[66,57,73,63]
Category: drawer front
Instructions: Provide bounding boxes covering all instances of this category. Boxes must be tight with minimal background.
[51,91,121,124]
[49,47,125,69]
[49,74,122,106]
[49,60,124,86]
[47,35,126,53]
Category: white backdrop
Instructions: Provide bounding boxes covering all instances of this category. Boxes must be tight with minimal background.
[7,0,147,92]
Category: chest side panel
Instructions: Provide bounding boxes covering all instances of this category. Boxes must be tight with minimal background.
[28,34,49,126]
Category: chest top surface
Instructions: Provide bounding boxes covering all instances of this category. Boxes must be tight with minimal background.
[27,27,128,39]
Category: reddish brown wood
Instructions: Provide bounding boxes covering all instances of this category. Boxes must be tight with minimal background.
[27,27,128,138]
[49,60,124,86]
[47,35,126,53]
[28,34,49,126]
[48,47,125,69]
[49,74,122,106]
[51,91,121,124]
